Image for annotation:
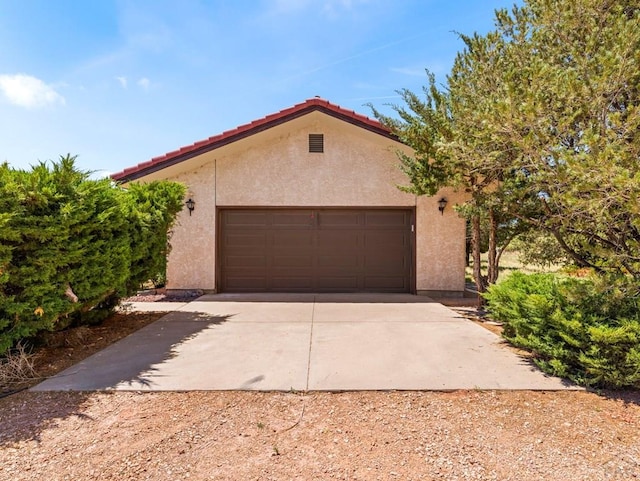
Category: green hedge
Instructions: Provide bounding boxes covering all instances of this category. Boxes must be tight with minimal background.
[0,156,185,354]
[484,272,640,389]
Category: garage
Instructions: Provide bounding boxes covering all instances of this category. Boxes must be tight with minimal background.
[112,98,467,296]
[219,208,413,293]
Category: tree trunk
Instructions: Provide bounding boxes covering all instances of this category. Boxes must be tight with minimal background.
[487,209,499,284]
[549,228,595,270]
[471,214,487,307]
[495,235,515,279]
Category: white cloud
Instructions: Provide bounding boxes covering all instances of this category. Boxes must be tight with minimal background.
[137,77,150,90]
[0,74,65,108]
[116,76,128,88]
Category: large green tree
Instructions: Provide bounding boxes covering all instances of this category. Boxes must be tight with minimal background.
[375,0,640,293]
[373,32,534,294]
[503,0,640,278]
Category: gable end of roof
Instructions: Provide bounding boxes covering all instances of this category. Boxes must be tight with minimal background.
[111,98,399,182]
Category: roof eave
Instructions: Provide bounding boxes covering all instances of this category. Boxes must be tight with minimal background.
[111,100,400,183]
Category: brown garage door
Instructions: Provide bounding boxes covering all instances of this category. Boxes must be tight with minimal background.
[218,208,413,293]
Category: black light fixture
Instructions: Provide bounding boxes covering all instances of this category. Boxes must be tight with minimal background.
[185,198,195,216]
[438,197,448,215]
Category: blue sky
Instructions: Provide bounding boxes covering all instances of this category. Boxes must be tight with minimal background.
[0,0,516,177]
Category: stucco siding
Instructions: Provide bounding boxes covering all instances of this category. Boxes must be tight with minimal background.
[131,110,467,295]
[415,189,467,294]
[165,161,216,290]
[216,112,414,207]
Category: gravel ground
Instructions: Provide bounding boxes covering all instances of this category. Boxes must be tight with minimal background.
[1,303,638,480]
[1,389,639,480]
[123,292,202,303]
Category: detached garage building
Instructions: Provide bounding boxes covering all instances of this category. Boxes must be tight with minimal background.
[112,98,466,296]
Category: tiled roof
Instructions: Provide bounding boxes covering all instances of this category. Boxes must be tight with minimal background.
[111,97,397,182]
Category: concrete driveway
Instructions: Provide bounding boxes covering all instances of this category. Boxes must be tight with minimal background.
[33,294,576,391]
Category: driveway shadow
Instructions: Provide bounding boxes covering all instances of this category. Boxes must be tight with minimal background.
[0,312,229,446]
[0,390,95,446]
[31,312,230,391]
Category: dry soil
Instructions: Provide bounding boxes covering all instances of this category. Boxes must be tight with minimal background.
[1,307,639,480]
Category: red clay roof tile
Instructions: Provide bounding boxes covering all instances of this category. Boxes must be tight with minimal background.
[111,97,396,182]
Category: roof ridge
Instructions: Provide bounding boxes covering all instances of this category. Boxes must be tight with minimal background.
[112,97,394,182]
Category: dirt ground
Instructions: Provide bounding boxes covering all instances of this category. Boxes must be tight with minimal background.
[1,306,639,480]
[0,312,165,394]
[1,390,639,480]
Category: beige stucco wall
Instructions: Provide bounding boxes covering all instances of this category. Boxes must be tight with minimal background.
[215,112,414,206]
[415,188,467,294]
[165,160,216,290]
[135,111,467,294]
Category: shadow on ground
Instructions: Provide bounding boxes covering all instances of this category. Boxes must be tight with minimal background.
[600,389,640,407]
[0,312,230,446]
[31,312,230,391]
[0,391,95,446]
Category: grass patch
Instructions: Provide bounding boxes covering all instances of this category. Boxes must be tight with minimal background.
[466,248,562,285]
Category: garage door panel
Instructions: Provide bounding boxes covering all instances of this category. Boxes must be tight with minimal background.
[223,276,268,290]
[317,255,359,268]
[365,211,408,227]
[224,211,268,227]
[317,232,359,253]
[224,246,266,256]
[364,254,407,270]
[225,256,266,267]
[318,211,360,227]
[272,277,314,290]
[272,255,313,268]
[271,211,314,228]
[317,276,359,289]
[219,208,412,293]
[364,232,407,248]
[364,276,408,290]
[225,233,267,248]
[273,231,314,246]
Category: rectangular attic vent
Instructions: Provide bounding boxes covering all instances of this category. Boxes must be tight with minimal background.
[309,133,324,153]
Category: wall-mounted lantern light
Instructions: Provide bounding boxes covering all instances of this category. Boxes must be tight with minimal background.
[438,197,448,215]
[185,198,195,216]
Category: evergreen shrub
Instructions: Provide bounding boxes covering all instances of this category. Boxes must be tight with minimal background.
[484,272,640,389]
[0,156,185,354]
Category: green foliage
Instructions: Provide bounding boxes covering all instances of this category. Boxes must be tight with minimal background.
[511,231,569,269]
[493,0,640,277]
[484,272,640,388]
[123,181,185,293]
[0,156,185,354]
[374,0,640,291]
[369,73,455,197]
[372,24,538,292]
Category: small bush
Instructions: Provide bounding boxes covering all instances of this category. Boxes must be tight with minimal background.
[0,342,37,391]
[484,272,640,389]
